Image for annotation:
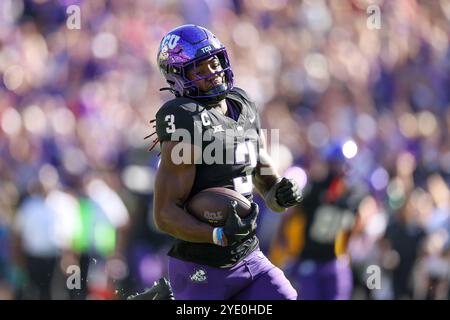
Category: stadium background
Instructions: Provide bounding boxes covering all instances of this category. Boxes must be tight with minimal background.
[0,0,449,300]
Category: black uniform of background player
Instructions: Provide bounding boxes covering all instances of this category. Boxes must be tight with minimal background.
[298,171,362,261]
[271,163,366,299]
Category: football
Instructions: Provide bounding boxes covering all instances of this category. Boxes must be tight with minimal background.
[184,187,252,227]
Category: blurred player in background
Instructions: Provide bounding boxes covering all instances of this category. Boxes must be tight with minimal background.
[149,24,302,300]
[270,145,366,299]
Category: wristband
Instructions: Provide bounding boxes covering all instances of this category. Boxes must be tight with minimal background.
[213,227,226,246]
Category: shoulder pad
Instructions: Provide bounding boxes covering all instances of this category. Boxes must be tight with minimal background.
[229,87,253,104]
[156,97,202,117]
[155,97,205,143]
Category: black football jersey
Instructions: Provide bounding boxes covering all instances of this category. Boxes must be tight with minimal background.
[298,174,364,261]
[154,87,261,268]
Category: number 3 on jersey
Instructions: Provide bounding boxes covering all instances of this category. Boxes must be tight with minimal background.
[165,114,175,133]
[233,141,257,195]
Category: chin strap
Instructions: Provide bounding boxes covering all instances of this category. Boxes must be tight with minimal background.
[203,83,228,95]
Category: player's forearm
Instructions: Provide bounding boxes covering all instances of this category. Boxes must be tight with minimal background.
[253,139,282,193]
[154,203,215,244]
[253,150,286,212]
[253,166,280,196]
[254,170,286,213]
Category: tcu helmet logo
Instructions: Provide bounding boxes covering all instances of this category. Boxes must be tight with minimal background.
[161,34,180,50]
[200,45,212,53]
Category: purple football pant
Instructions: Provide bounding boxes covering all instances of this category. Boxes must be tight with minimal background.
[168,249,297,300]
[294,256,353,300]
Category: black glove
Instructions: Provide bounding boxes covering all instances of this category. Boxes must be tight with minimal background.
[222,201,259,246]
[275,177,303,207]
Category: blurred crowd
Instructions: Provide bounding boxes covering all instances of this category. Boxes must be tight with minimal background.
[0,0,449,299]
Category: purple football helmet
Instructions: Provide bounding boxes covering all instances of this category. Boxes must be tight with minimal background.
[157,24,234,103]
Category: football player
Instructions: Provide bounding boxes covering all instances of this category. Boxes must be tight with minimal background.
[149,24,302,300]
[270,146,366,299]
